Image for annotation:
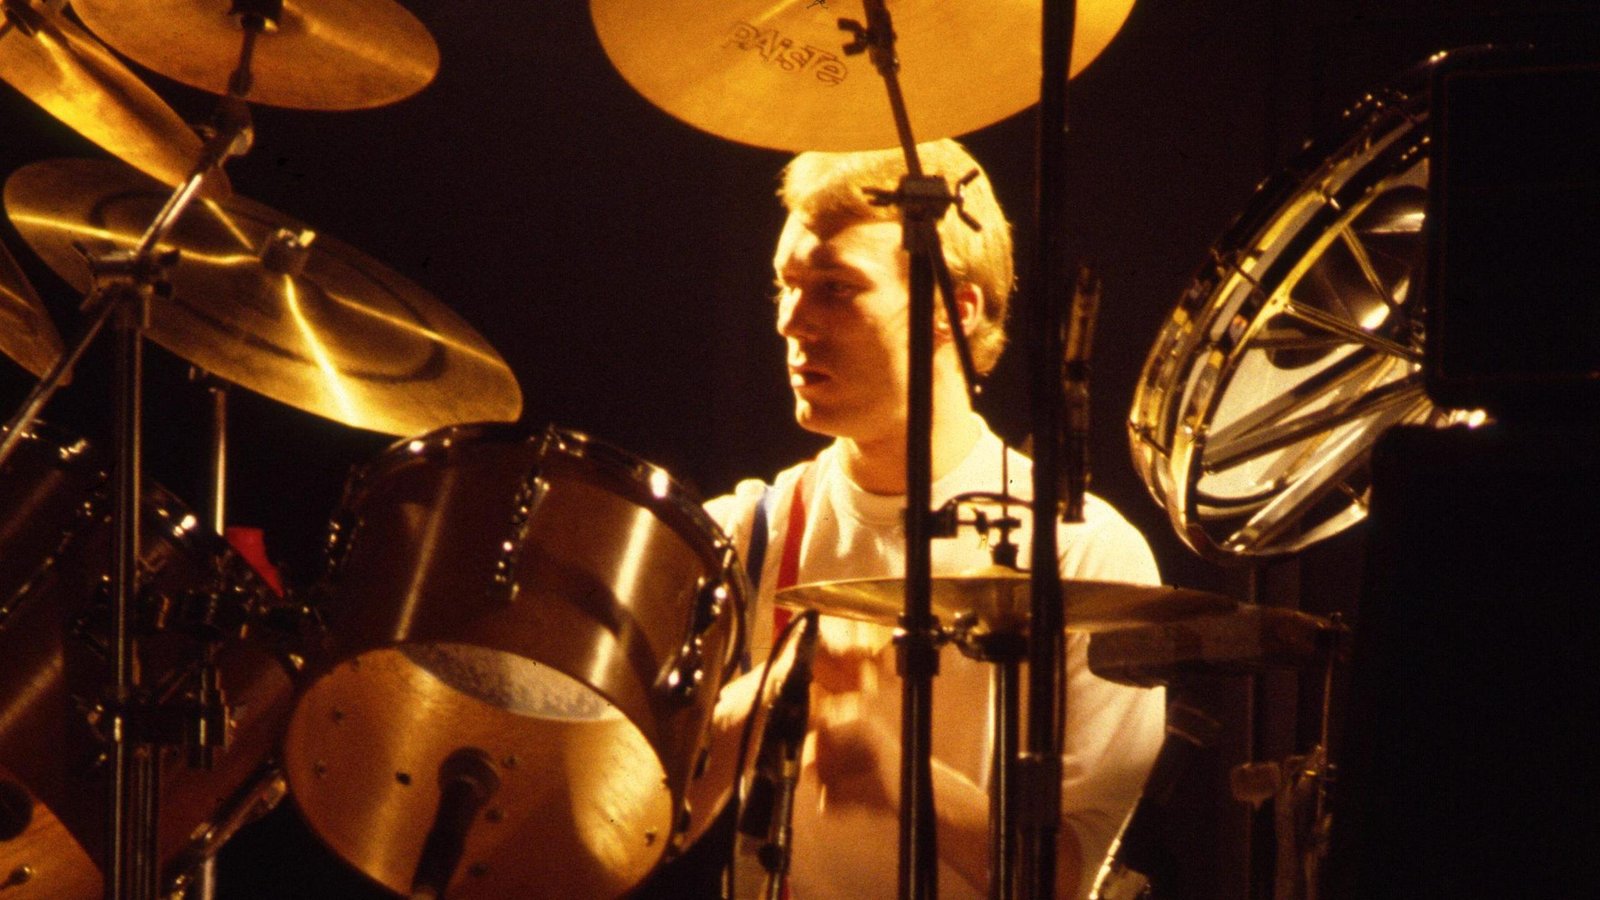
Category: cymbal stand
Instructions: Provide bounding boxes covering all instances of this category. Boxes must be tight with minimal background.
[836,4,985,898]
[0,57,254,900]
[1022,1,1080,898]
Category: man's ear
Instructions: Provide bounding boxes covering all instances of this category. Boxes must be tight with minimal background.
[934,282,983,340]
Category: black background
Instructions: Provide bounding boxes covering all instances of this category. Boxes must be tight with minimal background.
[2,1,1596,896]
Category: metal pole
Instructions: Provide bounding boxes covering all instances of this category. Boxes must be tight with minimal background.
[1023,1,1078,897]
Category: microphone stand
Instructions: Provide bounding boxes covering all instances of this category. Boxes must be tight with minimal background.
[836,4,987,898]
[1022,2,1080,899]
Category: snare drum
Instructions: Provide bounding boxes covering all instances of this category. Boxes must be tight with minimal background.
[0,426,296,898]
[284,424,744,898]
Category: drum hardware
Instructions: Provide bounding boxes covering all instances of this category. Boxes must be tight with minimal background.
[660,576,739,705]
[0,427,303,900]
[284,424,744,898]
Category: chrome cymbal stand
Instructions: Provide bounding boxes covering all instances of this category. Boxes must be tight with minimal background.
[835,3,986,897]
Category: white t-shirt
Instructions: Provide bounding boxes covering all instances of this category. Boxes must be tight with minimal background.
[705,425,1165,899]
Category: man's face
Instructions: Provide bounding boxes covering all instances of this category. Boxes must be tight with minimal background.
[773,213,910,444]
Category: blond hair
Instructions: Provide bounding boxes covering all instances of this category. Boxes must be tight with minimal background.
[779,139,1014,373]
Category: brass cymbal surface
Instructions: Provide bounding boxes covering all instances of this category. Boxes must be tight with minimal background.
[0,0,222,189]
[778,566,1237,635]
[0,238,62,379]
[70,0,440,110]
[591,0,1138,151]
[5,158,523,436]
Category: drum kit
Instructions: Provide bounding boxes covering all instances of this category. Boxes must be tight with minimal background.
[0,0,1464,897]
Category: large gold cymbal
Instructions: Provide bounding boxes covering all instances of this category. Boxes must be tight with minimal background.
[0,0,224,190]
[778,566,1236,635]
[0,237,62,379]
[591,0,1138,151]
[70,0,439,110]
[6,158,523,436]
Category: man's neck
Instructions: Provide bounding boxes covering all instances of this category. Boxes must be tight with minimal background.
[839,405,985,496]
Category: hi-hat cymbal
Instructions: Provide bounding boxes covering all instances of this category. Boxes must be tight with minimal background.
[591,0,1138,151]
[777,565,1237,635]
[0,238,63,379]
[5,158,522,436]
[70,0,439,110]
[0,0,224,190]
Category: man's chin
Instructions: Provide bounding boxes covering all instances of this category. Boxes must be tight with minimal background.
[793,401,844,438]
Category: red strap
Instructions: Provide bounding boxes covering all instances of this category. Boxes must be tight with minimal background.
[772,463,813,638]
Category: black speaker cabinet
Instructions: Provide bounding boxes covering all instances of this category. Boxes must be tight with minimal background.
[1328,423,1600,898]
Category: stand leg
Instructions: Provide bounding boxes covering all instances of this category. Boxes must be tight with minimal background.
[991,657,1020,900]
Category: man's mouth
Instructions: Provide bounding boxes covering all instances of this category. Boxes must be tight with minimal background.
[789,365,830,388]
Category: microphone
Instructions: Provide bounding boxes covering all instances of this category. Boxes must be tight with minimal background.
[410,747,501,900]
[1062,265,1102,523]
[736,615,819,898]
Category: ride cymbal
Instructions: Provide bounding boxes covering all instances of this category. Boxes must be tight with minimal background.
[777,565,1236,635]
[591,0,1138,151]
[5,158,522,436]
[0,237,62,379]
[0,0,223,190]
[70,0,439,110]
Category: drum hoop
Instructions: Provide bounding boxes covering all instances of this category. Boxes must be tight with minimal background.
[1128,50,1481,561]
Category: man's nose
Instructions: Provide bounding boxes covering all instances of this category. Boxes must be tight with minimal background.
[776,286,813,339]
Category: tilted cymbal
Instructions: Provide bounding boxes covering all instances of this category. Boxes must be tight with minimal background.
[777,565,1237,635]
[591,0,1138,151]
[0,0,225,190]
[0,238,62,379]
[70,0,439,110]
[5,158,522,436]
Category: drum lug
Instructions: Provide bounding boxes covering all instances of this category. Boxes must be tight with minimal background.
[493,470,549,601]
[658,577,732,704]
[658,636,705,704]
[324,507,362,580]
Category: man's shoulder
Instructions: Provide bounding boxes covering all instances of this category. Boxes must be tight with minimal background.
[703,453,820,533]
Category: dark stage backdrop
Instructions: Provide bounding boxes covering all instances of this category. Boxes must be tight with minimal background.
[1,1,1593,896]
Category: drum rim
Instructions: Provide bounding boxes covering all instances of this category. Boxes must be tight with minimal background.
[1126,49,1480,561]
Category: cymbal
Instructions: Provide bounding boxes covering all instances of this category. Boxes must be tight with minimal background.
[777,566,1237,635]
[70,0,439,110]
[0,0,224,190]
[0,238,63,379]
[5,158,522,436]
[591,0,1138,151]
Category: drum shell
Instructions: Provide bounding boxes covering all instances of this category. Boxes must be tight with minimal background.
[288,424,741,897]
[0,428,294,898]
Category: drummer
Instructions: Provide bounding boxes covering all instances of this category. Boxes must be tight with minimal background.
[689,139,1165,898]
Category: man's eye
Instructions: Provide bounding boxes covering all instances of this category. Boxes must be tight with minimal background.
[821,280,856,298]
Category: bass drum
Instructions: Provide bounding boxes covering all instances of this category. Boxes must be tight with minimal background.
[1127,49,1490,561]
[284,424,745,898]
[0,425,296,898]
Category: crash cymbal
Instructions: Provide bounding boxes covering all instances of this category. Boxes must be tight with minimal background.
[70,0,439,110]
[0,238,62,378]
[777,565,1237,634]
[591,0,1138,151]
[6,158,522,436]
[0,0,223,190]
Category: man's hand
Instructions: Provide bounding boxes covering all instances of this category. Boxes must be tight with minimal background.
[808,620,899,813]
